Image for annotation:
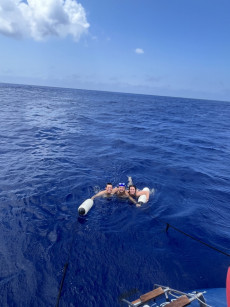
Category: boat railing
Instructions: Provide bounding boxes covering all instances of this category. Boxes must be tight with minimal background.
[122,284,207,307]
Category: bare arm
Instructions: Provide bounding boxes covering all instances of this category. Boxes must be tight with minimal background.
[125,191,137,205]
[91,190,106,200]
[136,190,149,202]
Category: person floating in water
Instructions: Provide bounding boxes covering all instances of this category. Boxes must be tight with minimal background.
[91,182,137,205]
[112,182,137,205]
[90,178,150,206]
[127,176,150,206]
[79,177,150,216]
[91,182,115,200]
[128,185,150,206]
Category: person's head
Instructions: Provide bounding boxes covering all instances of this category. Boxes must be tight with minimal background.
[106,183,113,193]
[118,182,126,193]
[129,185,137,195]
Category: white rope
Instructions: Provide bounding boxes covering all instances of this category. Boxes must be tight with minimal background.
[188,292,213,307]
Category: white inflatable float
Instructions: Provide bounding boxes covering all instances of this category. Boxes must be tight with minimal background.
[137,187,150,205]
[78,198,94,216]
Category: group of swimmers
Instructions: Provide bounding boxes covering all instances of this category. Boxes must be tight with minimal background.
[91,177,149,207]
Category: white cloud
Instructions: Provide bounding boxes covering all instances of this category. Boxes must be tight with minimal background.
[135,48,144,54]
[0,0,90,41]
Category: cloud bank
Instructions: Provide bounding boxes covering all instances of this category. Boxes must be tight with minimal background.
[0,0,90,41]
[135,48,144,54]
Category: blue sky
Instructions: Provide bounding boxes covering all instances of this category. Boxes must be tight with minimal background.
[0,0,230,101]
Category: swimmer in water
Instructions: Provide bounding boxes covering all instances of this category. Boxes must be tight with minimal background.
[91,182,115,200]
[127,176,150,206]
[128,184,150,206]
[113,183,137,204]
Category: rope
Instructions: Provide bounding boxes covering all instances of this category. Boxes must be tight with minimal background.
[165,222,230,257]
[150,213,230,257]
[56,263,69,307]
[188,292,213,307]
[55,222,78,307]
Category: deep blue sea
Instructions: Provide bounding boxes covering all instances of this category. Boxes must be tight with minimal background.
[0,83,229,307]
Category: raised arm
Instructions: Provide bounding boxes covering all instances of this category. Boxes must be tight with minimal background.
[112,187,118,193]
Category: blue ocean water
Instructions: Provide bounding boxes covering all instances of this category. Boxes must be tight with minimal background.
[0,83,229,307]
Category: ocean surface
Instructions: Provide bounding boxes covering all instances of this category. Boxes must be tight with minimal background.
[0,83,229,307]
